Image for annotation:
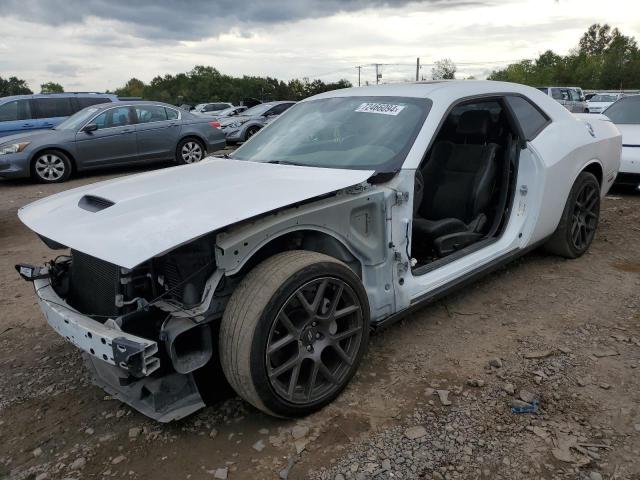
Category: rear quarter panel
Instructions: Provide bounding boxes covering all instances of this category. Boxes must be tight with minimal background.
[528,113,621,243]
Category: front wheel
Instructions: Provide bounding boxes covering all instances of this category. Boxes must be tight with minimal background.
[219,251,370,417]
[176,138,205,164]
[31,150,72,183]
[245,126,260,141]
[544,171,600,258]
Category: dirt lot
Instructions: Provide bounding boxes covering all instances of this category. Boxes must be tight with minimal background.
[1,163,639,480]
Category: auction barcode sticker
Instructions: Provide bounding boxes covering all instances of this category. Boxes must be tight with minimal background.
[355,103,406,116]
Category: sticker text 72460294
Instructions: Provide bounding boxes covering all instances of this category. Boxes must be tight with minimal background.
[355,103,406,116]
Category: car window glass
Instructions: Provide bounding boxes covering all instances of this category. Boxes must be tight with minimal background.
[0,100,32,122]
[165,107,179,120]
[33,98,73,118]
[92,107,133,128]
[268,103,292,115]
[232,96,430,173]
[569,89,580,101]
[505,96,549,141]
[551,89,564,101]
[77,97,112,109]
[604,96,640,124]
[536,87,549,95]
[135,105,168,123]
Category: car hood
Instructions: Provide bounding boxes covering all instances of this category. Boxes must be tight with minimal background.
[0,129,63,145]
[18,158,374,268]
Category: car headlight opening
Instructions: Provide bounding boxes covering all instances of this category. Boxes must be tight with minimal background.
[0,142,30,155]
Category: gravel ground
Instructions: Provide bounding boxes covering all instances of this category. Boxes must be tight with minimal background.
[0,159,639,480]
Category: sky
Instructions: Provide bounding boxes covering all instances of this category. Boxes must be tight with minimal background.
[0,0,639,92]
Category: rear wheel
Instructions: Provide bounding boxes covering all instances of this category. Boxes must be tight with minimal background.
[176,138,205,164]
[31,150,72,183]
[219,251,369,417]
[545,171,600,258]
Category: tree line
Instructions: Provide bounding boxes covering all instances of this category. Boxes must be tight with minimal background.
[0,67,351,104]
[488,24,640,90]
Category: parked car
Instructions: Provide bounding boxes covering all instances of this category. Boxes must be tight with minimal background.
[0,101,226,183]
[536,86,588,112]
[199,105,248,121]
[178,104,194,111]
[220,101,295,143]
[603,94,640,189]
[16,81,620,421]
[192,102,234,115]
[586,93,625,114]
[0,92,118,138]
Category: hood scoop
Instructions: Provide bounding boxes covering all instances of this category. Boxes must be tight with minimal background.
[78,195,115,212]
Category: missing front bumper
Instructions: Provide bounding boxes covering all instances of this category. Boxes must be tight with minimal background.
[34,278,160,377]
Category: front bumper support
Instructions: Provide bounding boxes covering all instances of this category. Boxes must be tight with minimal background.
[34,278,160,376]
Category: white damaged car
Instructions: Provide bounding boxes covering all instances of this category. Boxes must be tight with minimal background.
[17,81,621,421]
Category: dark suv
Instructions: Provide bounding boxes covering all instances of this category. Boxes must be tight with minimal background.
[0,92,118,138]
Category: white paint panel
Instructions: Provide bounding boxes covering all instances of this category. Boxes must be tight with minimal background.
[19,158,373,268]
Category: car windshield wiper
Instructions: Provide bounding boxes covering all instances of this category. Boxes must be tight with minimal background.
[266,160,304,166]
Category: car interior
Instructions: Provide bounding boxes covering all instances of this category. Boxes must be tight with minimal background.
[411,98,520,271]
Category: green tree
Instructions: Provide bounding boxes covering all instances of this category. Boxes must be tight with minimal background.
[431,59,457,80]
[114,78,145,98]
[40,82,64,93]
[0,76,32,96]
[112,66,352,105]
[488,24,640,90]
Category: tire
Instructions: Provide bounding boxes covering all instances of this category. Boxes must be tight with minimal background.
[176,138,206,164]
[544,171,600,258]
[219,251,370,417]
[31,150,72,183]
[245,126,260,141]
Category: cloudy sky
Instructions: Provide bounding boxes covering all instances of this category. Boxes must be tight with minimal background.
[0,0,639,91]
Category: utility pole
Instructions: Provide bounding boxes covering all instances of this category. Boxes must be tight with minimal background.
[416,57,420,81]
[375,64,380,84]
[356,66,361,87]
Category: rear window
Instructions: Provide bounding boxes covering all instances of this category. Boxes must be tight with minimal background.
[505,96,550,141]
[604,96,640,124]
[33,98,73,119]
[0,99,32,122]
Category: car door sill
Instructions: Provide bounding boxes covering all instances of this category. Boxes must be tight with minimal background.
[371,238,548,332]
[412,236,499,276]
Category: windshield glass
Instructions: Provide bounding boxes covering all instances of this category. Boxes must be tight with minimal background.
[591,94,617,102]
[54,107,100,130]
[604,96,640,124]
[241,103,274,116]
[217,107,236,116]
[231,96,431,172]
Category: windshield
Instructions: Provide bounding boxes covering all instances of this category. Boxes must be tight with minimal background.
[231,96,431,172]
[604,96,640,124]
[54,107,100,130]
[241,103,274,116]
[217,107,237,116]
[591,94,618,102]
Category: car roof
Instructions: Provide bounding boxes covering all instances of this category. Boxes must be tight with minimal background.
[0,92,116,102]
[309,80,549,101]
[87,100,179,110]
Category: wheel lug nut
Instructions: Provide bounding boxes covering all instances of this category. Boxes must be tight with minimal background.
[312,322,317,327]
[306,345,313,352]
[315,333,321,339]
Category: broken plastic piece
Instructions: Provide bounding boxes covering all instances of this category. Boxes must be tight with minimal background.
[511,399,538,414]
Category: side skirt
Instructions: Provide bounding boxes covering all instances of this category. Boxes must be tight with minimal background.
[371,238,548,332]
